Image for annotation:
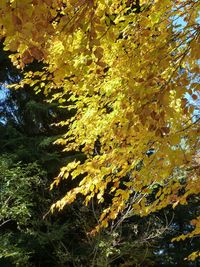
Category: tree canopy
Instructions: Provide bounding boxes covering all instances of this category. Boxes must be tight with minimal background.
[0,0,199,261]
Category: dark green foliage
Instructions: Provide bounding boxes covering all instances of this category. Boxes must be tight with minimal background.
[0,156,47,266]
[0,43,19,83]
[154,202,200,267]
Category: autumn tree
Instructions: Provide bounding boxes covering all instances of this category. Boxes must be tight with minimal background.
[0,0,199,261]
[1,43,165,267]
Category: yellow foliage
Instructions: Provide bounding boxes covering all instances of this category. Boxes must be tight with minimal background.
[0,0,199,260]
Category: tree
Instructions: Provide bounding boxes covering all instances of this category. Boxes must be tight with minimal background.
[0,0,199,261]
[1,42,162,267]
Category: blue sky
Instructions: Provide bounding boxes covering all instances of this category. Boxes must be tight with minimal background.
[0,84,8,100]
